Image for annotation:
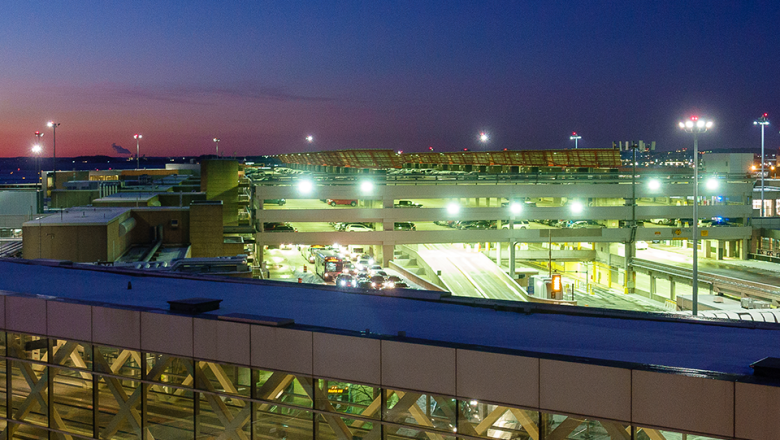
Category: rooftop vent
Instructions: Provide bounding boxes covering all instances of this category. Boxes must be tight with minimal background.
[167,297,222,314]
[750,357,780,379]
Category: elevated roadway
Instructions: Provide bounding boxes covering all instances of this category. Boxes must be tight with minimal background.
[417,244,529,301]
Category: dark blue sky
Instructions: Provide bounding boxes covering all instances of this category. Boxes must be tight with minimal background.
[1,1,778,157]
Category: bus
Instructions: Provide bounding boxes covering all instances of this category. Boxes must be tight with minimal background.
[314,251,344,282]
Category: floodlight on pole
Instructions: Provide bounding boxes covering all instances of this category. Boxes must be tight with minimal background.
[47,122,60,187]
[213,138,220,157]
[678,115,713,316]
[754,114,769,216]
[479,132,489,143]
[306,135,314,143]
[570,132,581,149]
[134,134,143,169]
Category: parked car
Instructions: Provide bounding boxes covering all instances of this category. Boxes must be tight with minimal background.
[501,220,530,229]
[393,281,410,289]
[394,222,417,231]
[459,220,491,230]
[263,222,297,232]
[345,224,373,232]
[356,279,373,289]
[570,220,603,229]
[394,200,423,208]
[636,240,649,250]
[263,199,286,205]
[327,199,357,207]
[387,275,402,283]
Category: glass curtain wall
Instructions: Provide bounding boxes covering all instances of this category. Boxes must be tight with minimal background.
[0,331,723,440]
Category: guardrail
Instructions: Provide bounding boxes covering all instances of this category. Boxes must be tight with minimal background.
[631,258,780,302]
[251,172,753,187]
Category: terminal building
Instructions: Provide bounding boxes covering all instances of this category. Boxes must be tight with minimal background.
[0,258,777,440]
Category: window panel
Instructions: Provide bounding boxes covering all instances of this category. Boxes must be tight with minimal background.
[458,400,539,440]
[253,404,312,440]
[255,369,313,408]
[94,345,142,379]
[97,377,142,439]
[145,383,194,439]
[198,391,251,439]
[146,353,193,387]
[384,389,456,434]
[195,361,251,398]
[316,379,381,420]
[51,339,93,371]
[10,360,48,427]
[52,367,93,437]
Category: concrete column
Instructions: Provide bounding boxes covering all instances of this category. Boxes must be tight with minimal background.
[509,242,516,279]
[649,274,656,297]
[716,240,725,260]
[475,198,481,207]
[740,239,749,260]
[382,244,394,267]
[704,240,712,259]
[624,241,635,294]
[669,278,676,300]
[496,242,502,267]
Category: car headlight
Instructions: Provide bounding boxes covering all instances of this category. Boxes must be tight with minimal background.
[386,282,395,289]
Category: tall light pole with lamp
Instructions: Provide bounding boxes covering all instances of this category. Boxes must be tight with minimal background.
[47,122,60,187]
[754,114,769,216]
[570,132,581,149]
[134,134,143,169]
[213,137,220,157]
[34,131,44,186]
[678,115,713,316]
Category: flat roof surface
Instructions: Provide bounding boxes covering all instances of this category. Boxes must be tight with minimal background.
[22,207,128,226]
[93,192,161,203]
[0,259,778,377]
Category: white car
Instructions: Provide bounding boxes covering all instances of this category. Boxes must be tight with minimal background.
[502,221,530,229]
[345,224,373,232]
[636,241,649,250]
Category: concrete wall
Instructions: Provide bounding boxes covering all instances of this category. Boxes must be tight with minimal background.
[0,190,39,228]
[22,222,111,262]
[189,202,224,257]
[129,208,190,246]
[201,160,239,226]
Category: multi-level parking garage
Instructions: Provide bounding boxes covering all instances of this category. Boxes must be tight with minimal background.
[250,149,755,309]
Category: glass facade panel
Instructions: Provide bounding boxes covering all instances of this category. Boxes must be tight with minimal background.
[146,353,193,387]
[316,413,378,440]
[316,379,381,420]
[97,377,142,439]
[10,360,48,428]
[198,391,251,439]
[94,345,141,379]
[51,339,93,371]
[253,404,312,440]
[542,412,632,439]
[255,370,313,408]
[0,330,746,440]
[459,400,539,440]
[145,383,194,439]
[636,428,725,440]
[195,361,251,398]
[7,333,48,362]
[52,367,93,437]
[385,389,456,434]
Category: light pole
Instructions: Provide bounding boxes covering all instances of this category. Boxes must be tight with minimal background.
[754,114,769,217]
[306,135,314,143]
[47,122,60,187]
[678,115,713,316]
[34,131,44,186]
[570,132,581,149]
[213,137,220,157]
[134,134,143,169]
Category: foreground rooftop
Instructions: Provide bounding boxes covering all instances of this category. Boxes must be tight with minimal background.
[1,258,778,378]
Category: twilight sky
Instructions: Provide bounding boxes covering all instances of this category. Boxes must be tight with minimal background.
[1,1,779,158]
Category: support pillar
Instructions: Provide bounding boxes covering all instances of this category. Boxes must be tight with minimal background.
[716,240,725,260]
[669,278,676,301]
[704,240,713,259]
[496,242,502,267]
[509,241,516,279]
[740,239,749,260]
[649,274,656,297]
[624,241,635,294]
[382,244,394,267]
